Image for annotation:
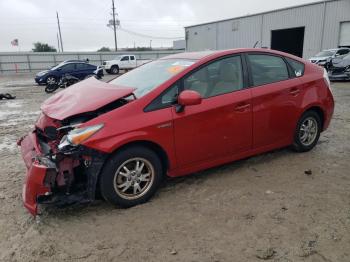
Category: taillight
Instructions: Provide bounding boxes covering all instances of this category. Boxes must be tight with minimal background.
[323,68,333,94]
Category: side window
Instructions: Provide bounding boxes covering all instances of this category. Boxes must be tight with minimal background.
[184,56,244,98]
[61,63,75,71]
[285,57,305,77]
[121,56,129,61]
[338,49,349,56]
[248,54,289,86]
[144,83,179,112]
[76,63,90,70]
[130,56,135,61]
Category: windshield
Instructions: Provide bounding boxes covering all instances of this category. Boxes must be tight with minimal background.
[110,59,195,98]
[315,50,335,57]
[113,56,123,60]
[51,63,64,70]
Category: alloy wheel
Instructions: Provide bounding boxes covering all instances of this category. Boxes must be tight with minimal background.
[113,158,154,200]
[46,77,56,85]
[299,117,318,146]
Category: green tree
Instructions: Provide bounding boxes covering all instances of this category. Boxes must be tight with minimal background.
[32,42,57,52]
[97,47,111,52]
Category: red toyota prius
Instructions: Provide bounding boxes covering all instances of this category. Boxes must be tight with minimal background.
[18,49,334,216]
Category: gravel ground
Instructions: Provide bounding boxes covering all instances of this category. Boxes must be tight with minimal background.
[0,74,349,262]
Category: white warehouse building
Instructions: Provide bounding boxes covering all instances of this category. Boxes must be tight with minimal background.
[185,0,350,59]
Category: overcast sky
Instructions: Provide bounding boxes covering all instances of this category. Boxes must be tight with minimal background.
[0,0,322,52]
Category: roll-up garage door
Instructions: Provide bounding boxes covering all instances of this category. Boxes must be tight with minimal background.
[339,22,350,47]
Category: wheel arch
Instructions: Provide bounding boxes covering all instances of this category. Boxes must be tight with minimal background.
[95,140,170,197]
[302,105,325,131]
[100,140,170,177]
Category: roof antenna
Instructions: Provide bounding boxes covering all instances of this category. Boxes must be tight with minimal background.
[253,41,259,48]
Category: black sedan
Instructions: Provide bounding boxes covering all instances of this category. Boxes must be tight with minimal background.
[35,61,103,85]
[328,54,350,81]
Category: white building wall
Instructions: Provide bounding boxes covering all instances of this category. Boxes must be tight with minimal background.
[185,0,350,59]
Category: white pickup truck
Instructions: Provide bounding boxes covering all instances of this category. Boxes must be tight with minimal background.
[103,54,149,74]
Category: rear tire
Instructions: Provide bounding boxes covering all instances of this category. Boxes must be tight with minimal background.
[110,65,119,75]
[292,111,321,152]
[100,146,163,208]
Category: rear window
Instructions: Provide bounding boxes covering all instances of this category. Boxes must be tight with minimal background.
[248,54,289,86]
[285,58,305,77]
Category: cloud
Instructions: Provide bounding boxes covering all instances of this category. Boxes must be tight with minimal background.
[0,0,321,51]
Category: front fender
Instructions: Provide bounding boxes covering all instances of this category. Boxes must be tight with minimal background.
[82,129,177,170]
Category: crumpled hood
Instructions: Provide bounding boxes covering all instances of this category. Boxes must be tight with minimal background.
[41,77,135,120]
[331,58,350,68]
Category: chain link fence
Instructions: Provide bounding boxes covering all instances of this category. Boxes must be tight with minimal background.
[0,50,182,73]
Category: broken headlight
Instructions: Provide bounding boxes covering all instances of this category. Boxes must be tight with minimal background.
[58,124,104,150]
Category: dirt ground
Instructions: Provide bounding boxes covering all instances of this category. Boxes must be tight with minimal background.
[0,73,349,262]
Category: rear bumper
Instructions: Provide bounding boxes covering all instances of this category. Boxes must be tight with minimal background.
[18,132,51,216]
[328,73,350,81]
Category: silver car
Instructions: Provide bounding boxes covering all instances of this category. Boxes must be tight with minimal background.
[309,48,350,66]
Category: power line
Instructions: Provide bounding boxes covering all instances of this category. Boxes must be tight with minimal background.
[119,28,184,40]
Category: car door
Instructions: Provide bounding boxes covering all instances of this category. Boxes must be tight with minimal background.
[172,55,253,167]
[74,63,88,79]
[60,63,76,77]
[120,56,130,69]
[247,53,304,148]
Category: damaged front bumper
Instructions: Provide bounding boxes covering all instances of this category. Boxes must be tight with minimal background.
[18,132,52,215]
[18,131,106,216]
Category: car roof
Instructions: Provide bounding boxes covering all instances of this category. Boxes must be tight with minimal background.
[160,48,302,62]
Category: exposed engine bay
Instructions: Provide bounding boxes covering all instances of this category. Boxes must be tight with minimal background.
[18,77,139,215]
[20,90,134,212]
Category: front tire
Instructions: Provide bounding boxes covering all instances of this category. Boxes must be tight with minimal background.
[110,65,119,75]
[100,146,164,208]
[46,76,57,85]
[292,111,321,152]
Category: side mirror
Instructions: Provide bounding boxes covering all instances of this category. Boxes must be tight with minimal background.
[56,68,62,71]
[176,90,202,113]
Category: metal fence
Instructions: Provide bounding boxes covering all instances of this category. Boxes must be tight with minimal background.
[0,50,182,73]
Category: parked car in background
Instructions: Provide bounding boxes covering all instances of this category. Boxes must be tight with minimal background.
[328,53,350,81]
[309,48,350,66]
[19,48,334,216]
[35,62,102,85]
[103,54,149,74]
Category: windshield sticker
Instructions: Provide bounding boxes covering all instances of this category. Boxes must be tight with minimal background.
[171,61,195,67]
[167,65,186,74]
[167,61,194,74]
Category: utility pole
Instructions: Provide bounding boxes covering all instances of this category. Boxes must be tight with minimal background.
[112,0,118,51]
[56,12,64,52]
[57,33,60,52]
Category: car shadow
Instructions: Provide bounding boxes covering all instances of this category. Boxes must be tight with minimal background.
[40,147,293,219]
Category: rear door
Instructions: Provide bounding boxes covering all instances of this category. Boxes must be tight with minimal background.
[76,63,96,79]
[247,53,304,148]
[172,55,253,167]
[130,55,136,68]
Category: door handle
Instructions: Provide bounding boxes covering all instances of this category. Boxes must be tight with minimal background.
[234,103,250,112]
[289,88,300,96]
